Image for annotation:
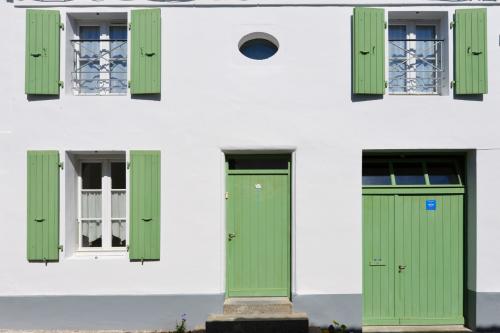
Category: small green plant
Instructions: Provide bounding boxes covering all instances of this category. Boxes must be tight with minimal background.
[329,320,349,333]
[174,313,187,333]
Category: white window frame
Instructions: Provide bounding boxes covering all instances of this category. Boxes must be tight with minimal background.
[77,158,127,253]
[388,19,442,95]
[73,21,128,96]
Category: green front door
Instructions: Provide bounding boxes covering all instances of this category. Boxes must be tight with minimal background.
[226,155,291,297]
[363,157,465,326]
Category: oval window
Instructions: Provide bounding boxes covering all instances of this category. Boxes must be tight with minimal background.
[239,33,279,60]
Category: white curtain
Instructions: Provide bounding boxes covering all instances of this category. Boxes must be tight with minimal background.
[82,220,102,243]
[81,190,102,218]
[112,220,126,244]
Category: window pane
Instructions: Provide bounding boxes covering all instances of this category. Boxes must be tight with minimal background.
[112,220,126,247]
[427,162,459,185]
[416,26,437,93]
[81,220,102,247]
[82,163,102,189]
[81,191,102,218]
[111,162,126,189]
[79,26,101,94]
[110,26,127,94]
[111,191,126,218]
[394,163,425,185]
[228,157,289,170]
[363,163,392,185]
[389,25,407,93]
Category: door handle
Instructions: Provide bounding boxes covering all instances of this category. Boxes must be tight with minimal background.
[398,265,407,273]
[228,233,236,241]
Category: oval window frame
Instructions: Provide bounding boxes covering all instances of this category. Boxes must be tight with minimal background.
[238,32,279,60]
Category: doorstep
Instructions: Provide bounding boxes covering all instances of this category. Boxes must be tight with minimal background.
[363,325,472,333]
[206,297,308,333]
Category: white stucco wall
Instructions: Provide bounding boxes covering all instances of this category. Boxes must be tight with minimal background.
[1,1,500,298]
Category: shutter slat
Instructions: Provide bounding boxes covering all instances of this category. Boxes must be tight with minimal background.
[25,10,60,95]
[27,151,60,262]
[353,7,385,95]
[454,8,488,95]
[131,9,161,94]
[129,151,161,260]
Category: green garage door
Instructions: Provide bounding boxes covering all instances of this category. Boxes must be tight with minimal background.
[226,155,291,297]
[362,157,465,325]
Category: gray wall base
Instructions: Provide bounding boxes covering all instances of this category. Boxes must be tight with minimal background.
[293,294,362,330]
[473,292,500,332]
[0,295,224,331]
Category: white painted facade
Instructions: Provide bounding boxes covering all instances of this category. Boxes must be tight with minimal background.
[1,0,500,330]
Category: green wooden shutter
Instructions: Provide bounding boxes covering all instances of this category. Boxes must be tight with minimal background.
[353,7,385,95]
[27,151,60,262]
[129,151,161,260]
[25,10,61,95]
[130,9,161,94]
[454,8,488,95]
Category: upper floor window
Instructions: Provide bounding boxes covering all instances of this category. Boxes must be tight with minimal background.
[71,22,128,95]
[388,20,444,95]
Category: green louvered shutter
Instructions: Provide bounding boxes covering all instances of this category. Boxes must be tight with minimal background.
[129,151,161,260]
[25,10,61,95]
[454,8,488,95]
[27,151,60,262]
[353,7,385,95]
[130,9,161,94]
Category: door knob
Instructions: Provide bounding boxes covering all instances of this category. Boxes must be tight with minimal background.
[398,265,407,273]
[228,233,236,241]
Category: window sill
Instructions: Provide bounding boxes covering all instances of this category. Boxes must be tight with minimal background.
[70,248,128,259]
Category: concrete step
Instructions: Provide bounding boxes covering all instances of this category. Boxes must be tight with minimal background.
[223,297,293,315]
[206,312,309,333]
[363,325,472,333]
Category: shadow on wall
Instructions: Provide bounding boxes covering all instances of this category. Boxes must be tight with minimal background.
[131,93,161,101]
[454,94,484,102]
[27,94,60,102]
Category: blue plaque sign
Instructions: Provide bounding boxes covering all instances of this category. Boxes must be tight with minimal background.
[426,199,437,211]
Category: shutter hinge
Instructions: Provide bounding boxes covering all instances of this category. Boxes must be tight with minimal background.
[59,162,64,170]
[128,81,131,88]
[450,21,455,29]
[126,245,130,252]
[58,245,64,252]
[450,81,455,89]
[128,23,132,30]
[127,161,131,169]
[59,81,64,89]
[384,22,387,29]
[225,192,229,200]
[385,81,388,88]
[60,23,64,31]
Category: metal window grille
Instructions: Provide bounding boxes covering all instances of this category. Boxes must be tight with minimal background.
[71,39,128,95]
[388,39,444,95]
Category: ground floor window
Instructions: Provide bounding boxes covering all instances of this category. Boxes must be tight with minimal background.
[78,158,126,250]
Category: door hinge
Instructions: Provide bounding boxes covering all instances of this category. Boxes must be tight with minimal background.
[225,192,229,199]
[59,162,64,170]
